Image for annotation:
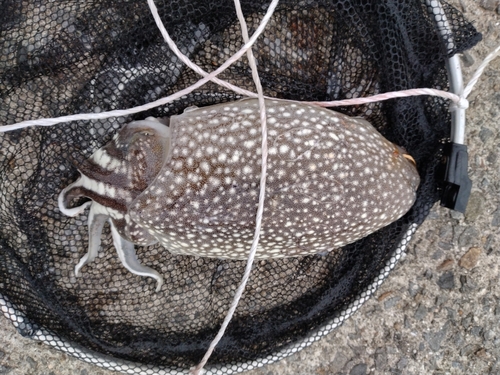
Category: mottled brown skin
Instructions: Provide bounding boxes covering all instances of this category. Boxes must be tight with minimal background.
[59,98,420,290]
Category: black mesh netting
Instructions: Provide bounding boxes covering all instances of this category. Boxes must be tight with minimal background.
[0,0,481,373]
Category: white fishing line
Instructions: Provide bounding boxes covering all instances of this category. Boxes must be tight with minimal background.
[191,0,270,372]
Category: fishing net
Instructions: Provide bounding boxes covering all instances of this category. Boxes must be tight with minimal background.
[0,0,481,374]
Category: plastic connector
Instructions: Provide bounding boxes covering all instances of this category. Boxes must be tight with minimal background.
[439,142,472,213]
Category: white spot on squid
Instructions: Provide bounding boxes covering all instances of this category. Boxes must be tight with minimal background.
[242,165,252,175]
[107,186,116,198]
[243,140,256,148]
[93,149,111,167]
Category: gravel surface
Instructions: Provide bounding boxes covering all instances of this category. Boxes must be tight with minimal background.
[1,1,499,374]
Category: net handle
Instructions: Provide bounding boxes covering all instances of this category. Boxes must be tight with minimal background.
[425,0,466,145]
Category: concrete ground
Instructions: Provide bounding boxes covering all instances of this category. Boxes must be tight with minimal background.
[1,1,499,374]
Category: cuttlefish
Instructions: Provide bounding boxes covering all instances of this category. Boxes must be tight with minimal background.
[58,98,420,291]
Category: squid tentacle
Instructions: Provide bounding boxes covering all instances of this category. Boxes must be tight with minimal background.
[74,202,108,276]
[110,220,164,292]
[58,178,91,217]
